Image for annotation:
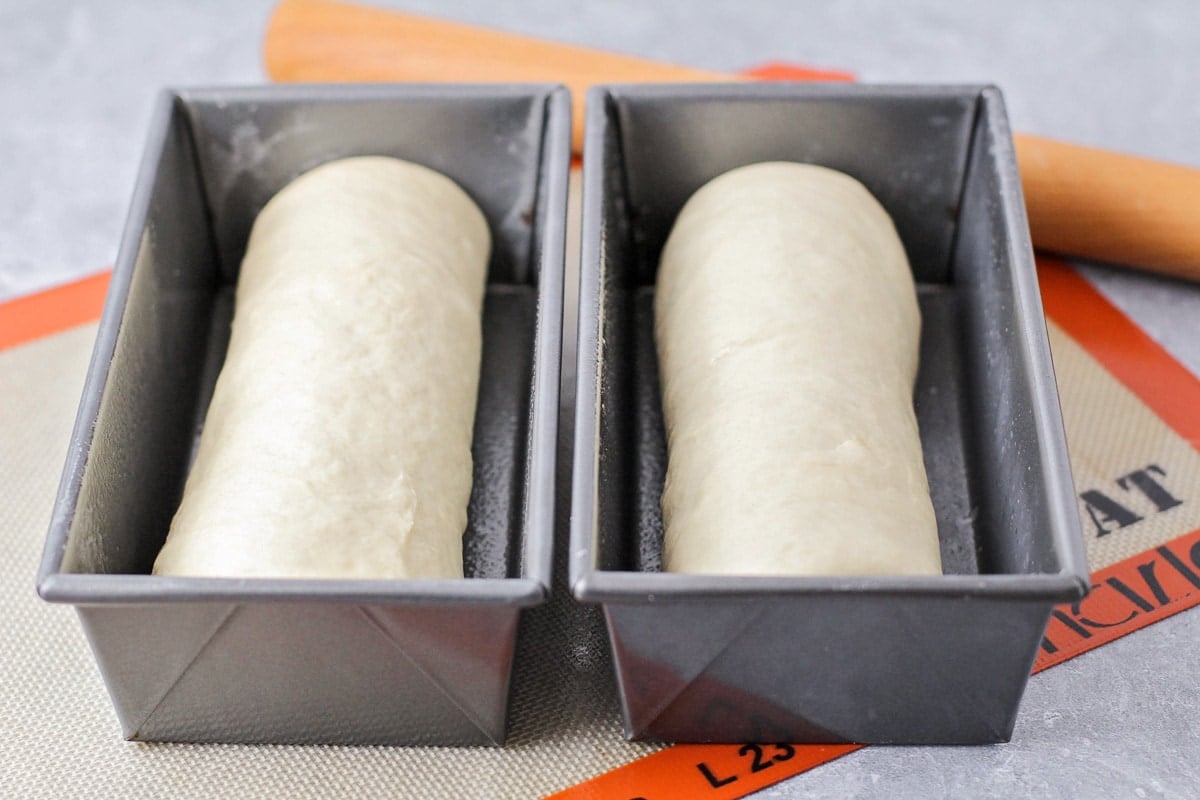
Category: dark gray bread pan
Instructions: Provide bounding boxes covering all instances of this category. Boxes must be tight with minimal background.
[570,83,1089,744]
[38,84,570,746]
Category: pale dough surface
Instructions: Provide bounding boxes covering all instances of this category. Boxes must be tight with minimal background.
[153,156,490,579]
[656,162,942,575]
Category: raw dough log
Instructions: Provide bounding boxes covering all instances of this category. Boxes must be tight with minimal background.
[153,156,490,579]
[656,162,942,576]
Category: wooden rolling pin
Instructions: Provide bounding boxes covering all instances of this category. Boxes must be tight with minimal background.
[264,0,1200,281]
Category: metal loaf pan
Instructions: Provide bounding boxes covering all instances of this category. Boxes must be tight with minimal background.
[571,84,1090,745]
[38,84,570,746]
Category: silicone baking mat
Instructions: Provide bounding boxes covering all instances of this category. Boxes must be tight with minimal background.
[4,232,1200,800]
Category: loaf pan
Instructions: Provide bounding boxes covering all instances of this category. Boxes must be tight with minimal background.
[38,84,570,746]
[571,83,1089,744]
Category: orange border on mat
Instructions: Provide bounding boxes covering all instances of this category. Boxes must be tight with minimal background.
[1038,257,1200,449]
[1033,255,1200,672]
[740,62,855,82]
[0,271,111,351]
[545,743,863,800]
[1033,524,1200,673]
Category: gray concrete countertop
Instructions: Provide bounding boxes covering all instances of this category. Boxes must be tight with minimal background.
[4,1,1198,797]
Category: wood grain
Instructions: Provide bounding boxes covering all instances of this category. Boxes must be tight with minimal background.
[1015,135,1200,279]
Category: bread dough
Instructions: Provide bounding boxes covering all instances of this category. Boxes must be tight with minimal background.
[153,156,490,579]
[655,162,941,576]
